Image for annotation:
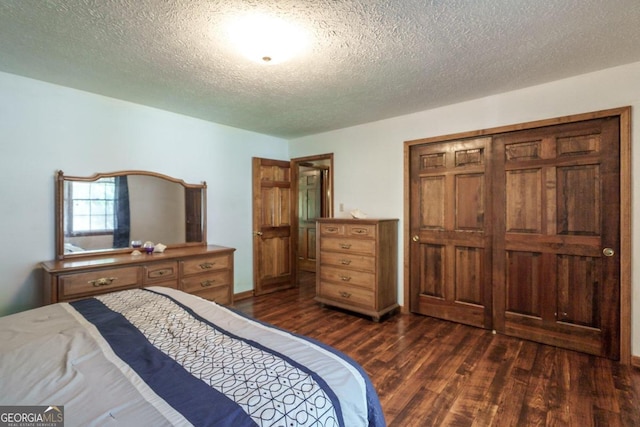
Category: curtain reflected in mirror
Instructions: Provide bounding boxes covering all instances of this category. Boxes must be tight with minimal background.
[113,176,130,248]
[57,171,206,259]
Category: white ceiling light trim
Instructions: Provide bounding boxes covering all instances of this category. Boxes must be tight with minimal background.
[226,14,309,65]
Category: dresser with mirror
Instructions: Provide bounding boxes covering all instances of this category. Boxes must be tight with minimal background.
[42,170,235,305]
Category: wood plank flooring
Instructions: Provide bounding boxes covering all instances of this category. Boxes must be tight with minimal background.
[233,272,640,426]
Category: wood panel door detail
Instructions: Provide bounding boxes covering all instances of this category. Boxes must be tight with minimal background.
[409,137,493,328]
[297,169,321,272]
[408,117,621,359]
[493,117,620,359]
[252,158,294,296]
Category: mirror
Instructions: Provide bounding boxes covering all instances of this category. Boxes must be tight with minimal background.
[55,170,206,259]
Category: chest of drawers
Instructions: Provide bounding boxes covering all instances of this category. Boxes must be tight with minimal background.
[315,218,398,321]
[42,245,235,306]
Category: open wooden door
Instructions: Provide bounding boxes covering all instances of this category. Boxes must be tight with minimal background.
[252,158,294,295]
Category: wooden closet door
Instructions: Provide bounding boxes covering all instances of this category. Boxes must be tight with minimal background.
[409,137,493,328]
[492,117,620,359]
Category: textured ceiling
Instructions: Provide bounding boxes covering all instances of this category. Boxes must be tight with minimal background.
[1,0,639,139]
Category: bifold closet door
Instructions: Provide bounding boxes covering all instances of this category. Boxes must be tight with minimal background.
[492,117,620,359]
[408,117,621,359]
[409,137,493,329]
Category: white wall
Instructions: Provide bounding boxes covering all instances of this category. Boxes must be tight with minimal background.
[289,61,640,356]
[0,71,288,316]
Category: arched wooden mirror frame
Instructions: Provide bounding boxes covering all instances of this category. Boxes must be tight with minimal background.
[55,170,207,260]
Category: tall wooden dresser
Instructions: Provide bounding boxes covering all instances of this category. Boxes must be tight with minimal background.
[42,245,235,305]
[315,218,398,321]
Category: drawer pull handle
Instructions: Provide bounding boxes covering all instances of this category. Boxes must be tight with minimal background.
[353,228,367,234]
[340,259,351,265]
[199,262,215,270]
[156,269,171,276]
[340,291,352,298]
[327,227,338,232]
[340,275,351,281]
[340,243,352,249]
[200,279,216,287]
[89,277,118,287]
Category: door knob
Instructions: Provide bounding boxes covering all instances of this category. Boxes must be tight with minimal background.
[412,235,420,242]
[602,247,615,257]
[253,231,263,236]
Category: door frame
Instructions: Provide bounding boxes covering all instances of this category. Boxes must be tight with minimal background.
[291,153,334,279]
[403,107,632,364]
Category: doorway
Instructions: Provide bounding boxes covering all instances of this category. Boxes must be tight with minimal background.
[251,154,333,296]
[292,154,334,278]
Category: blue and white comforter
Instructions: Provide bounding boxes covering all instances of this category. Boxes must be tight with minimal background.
[0,287,385,427]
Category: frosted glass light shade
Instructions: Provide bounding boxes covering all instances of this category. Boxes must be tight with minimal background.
[227,14,309,64]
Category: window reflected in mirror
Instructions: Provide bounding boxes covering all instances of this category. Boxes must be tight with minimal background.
[67,178,117,235]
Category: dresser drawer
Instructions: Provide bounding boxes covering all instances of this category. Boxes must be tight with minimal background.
[59,266,141,299]
[181,270,231,294]
[320,252,375,272]
[346,224,376,238]
[320,238,375,255]
[319,223,345,236]
[182,255,231,276]
[143,261,178,284]
[319,223,376,238]
[320,266,375,289]
[319,281,375,309]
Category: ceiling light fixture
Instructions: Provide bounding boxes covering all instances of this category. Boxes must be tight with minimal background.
[227,14,308,65]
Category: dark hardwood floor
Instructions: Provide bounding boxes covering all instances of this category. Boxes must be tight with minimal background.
[233,272,640,426]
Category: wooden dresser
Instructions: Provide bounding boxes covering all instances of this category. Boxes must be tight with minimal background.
[42,245,235,305]
[315,218,398,321]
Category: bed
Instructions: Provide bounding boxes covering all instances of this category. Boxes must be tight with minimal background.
[0,287,385,426]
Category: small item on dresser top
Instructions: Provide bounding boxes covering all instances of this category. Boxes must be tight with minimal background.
[350,208,367,219]
[131,240,142,249]
[142,241,155,254]
[154,243,167,253]
[131,249,142,256]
